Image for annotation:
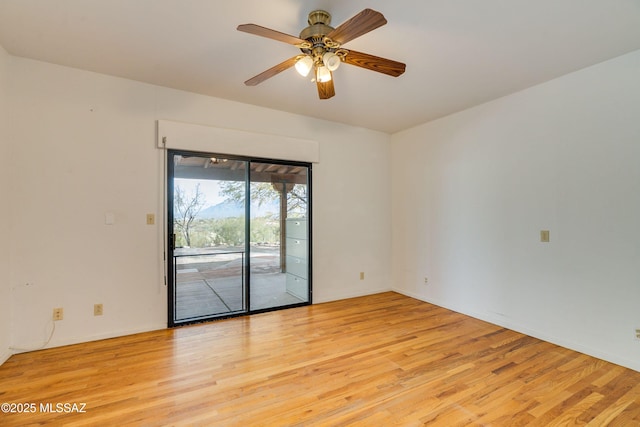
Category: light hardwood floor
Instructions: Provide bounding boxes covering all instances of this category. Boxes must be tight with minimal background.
[1,292,639,426]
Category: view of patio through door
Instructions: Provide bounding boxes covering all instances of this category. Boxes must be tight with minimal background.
[168,151,311,326]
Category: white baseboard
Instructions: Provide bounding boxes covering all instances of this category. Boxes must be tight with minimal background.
[313,287,393,304]
[0,348,11,366]
[9,323,166,355]
[392,287,640,373]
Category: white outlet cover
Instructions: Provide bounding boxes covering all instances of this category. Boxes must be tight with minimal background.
[105,212,115,225]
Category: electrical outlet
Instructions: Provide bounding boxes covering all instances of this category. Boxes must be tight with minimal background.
[53,308,63,321]
[359,272,365,280]
[94,304,103,316]
[146,214,155,225]
[540,230,550,242]
[104,212,115,225]
[635,329,640,341]
[424,277,428,285]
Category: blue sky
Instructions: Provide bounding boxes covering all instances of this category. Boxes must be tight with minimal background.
[174,178,224,208]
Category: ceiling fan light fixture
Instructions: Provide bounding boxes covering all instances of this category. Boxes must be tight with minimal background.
[316,66,332,83]
[295,55,314,77]
[323,51,341,71]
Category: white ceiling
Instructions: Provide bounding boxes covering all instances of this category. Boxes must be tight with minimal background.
[1,0,639,134]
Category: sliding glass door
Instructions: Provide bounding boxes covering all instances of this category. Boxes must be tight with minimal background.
[167,150,311,326]
[249,162,309,311]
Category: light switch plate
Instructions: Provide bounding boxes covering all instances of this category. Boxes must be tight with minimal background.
[540,230,550,242]
[105,212,115,225]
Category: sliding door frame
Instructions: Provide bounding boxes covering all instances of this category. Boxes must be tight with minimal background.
[167,149,312,327]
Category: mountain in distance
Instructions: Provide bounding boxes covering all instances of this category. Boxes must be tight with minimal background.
[198,199,279,219]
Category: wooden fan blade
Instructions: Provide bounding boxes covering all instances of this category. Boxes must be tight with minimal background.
[327,9,387,45]
[343,50,406,77]
[317,75,335,99]
[237,24,307,46]
[244,56,298,86]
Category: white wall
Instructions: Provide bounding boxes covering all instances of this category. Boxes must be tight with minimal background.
[12,42,638,374]
[0,45,12,364]
[391,49,640,372]
[6,57,391,351]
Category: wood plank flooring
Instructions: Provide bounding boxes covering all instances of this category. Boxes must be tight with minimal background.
[1,292,639,426]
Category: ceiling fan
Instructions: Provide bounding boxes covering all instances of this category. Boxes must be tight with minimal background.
[237,9,406,99]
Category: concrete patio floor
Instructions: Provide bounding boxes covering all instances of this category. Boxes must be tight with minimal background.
[174,247,306,321]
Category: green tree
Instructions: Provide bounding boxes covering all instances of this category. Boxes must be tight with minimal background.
[214,217,245,246]
[174,183,206,247]
[219,181,307,216]
[250,215,279,244]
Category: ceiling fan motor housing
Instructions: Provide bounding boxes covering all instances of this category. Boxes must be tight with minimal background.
[298,10,342,70]
[299,10,334,43]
